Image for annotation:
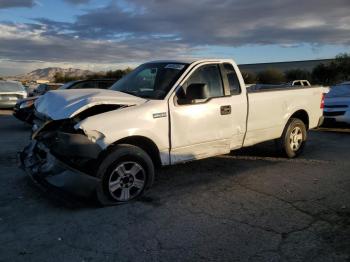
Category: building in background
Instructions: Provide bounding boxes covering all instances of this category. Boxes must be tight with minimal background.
[239,59,333,73]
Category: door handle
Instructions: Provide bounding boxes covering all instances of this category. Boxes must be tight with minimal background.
[220,105,231,115]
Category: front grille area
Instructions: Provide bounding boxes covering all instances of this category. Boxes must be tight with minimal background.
[323,111,346,116]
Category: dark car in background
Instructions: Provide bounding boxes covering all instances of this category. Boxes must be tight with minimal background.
[58,79,116,90]
[29,83,63,97]
[0,81,27,108]
[14,79,116,123]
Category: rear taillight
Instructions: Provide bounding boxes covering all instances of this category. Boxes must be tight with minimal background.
[320,93,325,109]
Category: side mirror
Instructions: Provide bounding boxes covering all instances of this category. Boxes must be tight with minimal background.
[177,83,209,105]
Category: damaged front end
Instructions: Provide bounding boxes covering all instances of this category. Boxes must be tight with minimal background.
[20,139,100,197]
[19,105,120,197]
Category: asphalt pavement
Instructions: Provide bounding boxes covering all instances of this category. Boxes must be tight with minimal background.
[0,110,349,262]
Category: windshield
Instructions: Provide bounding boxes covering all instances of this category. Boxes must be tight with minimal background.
[0,81,25,92]
[109,62,188,99]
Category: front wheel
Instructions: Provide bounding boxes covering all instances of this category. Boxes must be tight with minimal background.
[96,144,155,205]
[278,118,307,158]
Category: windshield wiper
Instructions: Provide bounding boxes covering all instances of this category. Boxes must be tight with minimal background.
[139,94,155,99]
[116,90,155,100]
[118,90,139,97]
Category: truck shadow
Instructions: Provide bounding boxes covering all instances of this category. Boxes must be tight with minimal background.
[0,115,32,132]
[29,147,280,210]
[24,130,348,209]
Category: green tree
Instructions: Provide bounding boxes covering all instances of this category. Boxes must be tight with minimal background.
[53,72,81,83]
[257,68,285,84]
[285,69,311,82]
[53,67,133,83]
[312,63,336,85]
[311,53,350,85]
[334,53,350,81]
[87,68,132,81]
[241,70,257,84]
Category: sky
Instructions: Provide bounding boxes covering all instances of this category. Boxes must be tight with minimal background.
[0,0,349,76]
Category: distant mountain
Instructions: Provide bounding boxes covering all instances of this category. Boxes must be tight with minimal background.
[13,67,94,82]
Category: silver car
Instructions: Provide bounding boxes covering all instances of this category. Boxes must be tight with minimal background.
[323,82,350,124]
[0,80,27,108]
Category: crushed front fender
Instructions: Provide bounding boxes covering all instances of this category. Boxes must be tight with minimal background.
[19,140,100,198]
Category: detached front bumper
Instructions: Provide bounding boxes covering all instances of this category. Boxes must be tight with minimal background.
[19,139,101,198]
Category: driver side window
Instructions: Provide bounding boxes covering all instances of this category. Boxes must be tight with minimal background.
[177,64,224,104]
[186,64,224,97]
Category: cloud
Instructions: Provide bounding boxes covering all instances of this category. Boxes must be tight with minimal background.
[0,0,350,74]
[63,0,90,5]
[65,0,350,46]
[0,22,194,64]
[0,0,35,9]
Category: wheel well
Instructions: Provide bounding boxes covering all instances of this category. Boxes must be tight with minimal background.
[290,110,309,129]
[107,136,162,168]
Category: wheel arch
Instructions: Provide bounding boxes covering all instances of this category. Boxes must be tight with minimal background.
[98,136,162,169]
[289,109,309,130]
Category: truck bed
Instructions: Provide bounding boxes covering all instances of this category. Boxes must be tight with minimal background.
[243,85,326,147]
[247,84,322,93]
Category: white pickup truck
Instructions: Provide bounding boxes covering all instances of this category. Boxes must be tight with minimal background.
[21,59,326,205]
[288,80,311,86]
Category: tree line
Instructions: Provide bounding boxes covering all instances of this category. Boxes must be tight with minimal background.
[53,53,350,86]
[53,68,133,83]
[242,53,350,85]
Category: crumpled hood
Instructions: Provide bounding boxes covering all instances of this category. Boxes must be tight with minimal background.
[35,89,147,120]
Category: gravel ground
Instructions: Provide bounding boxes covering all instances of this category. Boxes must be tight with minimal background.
[0,110,349,262]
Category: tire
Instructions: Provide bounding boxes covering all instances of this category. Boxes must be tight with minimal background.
[278,118,307,158]
[96,144,155,205]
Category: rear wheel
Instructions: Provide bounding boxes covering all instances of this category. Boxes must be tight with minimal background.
[96,144,155,205]
[278,118,307,158]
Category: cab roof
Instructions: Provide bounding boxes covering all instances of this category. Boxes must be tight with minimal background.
[148,59,236,66]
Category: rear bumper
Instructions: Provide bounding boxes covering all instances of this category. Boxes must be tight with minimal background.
[323,110,350,124]
[19,140,101,198]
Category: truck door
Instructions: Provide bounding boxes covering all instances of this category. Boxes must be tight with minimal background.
[169,63,247,164]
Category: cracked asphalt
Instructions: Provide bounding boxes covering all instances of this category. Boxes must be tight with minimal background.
[0,110,349,262]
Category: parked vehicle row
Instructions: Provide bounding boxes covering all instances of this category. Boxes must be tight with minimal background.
[13,79,116,123]
[20,59,327,205]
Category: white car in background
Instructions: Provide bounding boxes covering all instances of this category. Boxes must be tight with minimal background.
[0,80,27,108]
[247,80,312,92]
[323,82,350,124]
[287,80,311,86]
